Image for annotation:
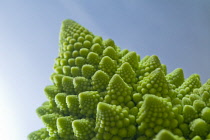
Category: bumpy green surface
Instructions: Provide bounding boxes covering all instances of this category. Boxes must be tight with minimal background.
[28,19,210,140]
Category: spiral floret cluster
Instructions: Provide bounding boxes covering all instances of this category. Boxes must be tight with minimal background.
[28,19,210,140]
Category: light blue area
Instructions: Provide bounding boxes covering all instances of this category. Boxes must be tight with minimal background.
[0,1,210,139]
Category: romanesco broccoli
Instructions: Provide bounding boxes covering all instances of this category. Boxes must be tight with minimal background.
[28,19,210,140]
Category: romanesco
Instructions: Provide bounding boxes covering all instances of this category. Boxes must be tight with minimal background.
[28,19,210,140]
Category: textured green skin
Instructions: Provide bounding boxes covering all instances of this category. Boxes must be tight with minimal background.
[28,19,210,140]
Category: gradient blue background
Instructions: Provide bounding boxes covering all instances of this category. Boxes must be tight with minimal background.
[0,0,210,139]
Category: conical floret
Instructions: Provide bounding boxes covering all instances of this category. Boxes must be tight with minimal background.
[136,95,179,138]
[137,68,172,98]
[166,68,184,88]
[104,74,132,106]
[95,102,136,139]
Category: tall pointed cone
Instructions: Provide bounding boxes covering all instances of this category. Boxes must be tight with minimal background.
[28,19,210,140]
[104,74,132,106]
[103,46,118,60]
[78,91,101,117]
[72,119,95,140]
[176,74,201,96]
[95,102,136,139]
[136,95,179,139]
[166,68,184,88]
[122,51,139,70]
[138,55,162,79]
[41,114,61,137]
[91,70,110,91]
[116,62,137,84]
[57,116,77,140]
[99,56,117,76]
[137,68,172,98]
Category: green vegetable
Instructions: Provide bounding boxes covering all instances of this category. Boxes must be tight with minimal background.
[28,19,210,140]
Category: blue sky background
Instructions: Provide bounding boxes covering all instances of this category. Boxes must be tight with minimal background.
[0,0,210,139]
